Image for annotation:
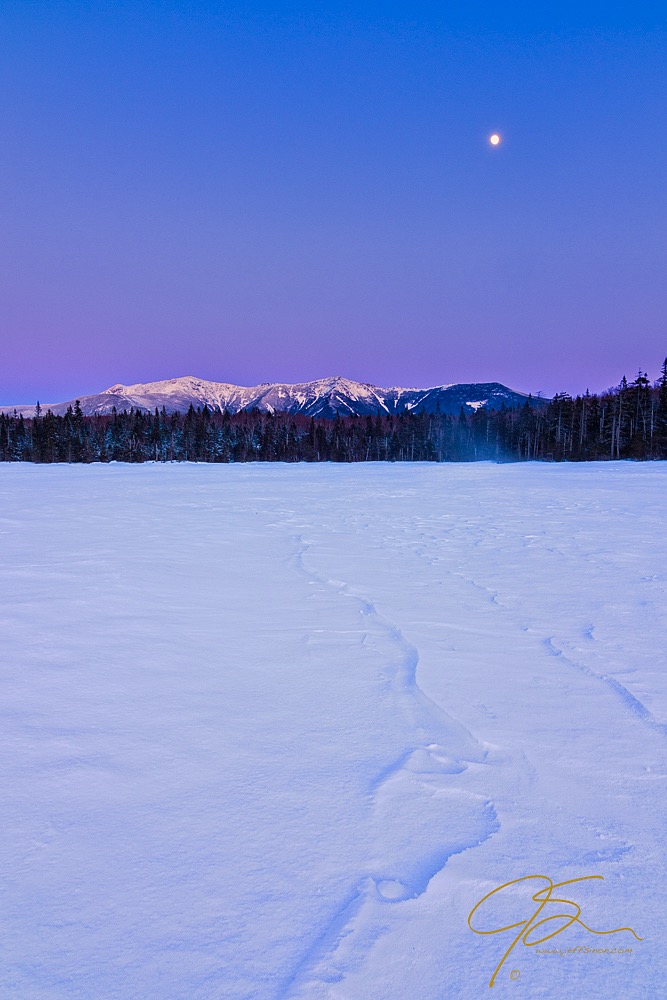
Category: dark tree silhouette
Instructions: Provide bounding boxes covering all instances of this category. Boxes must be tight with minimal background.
[1,358,666,464]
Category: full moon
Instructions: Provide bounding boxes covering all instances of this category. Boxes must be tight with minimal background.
[489,133,501,146]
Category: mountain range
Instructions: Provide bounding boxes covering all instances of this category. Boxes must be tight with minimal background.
[1,376,546,419]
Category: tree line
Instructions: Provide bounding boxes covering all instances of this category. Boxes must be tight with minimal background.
[1,362,666,463]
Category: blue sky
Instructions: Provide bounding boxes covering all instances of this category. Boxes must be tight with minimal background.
[0,1,665,400]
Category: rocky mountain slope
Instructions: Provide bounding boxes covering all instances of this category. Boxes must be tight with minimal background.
[1,375,546,418]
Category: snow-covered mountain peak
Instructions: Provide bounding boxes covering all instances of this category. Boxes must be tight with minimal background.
[104,376,238,396]
[1,376,547,419]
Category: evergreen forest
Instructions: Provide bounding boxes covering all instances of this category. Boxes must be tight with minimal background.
[2,364,666,464]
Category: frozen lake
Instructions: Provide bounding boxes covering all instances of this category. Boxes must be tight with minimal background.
[1,462,665,999]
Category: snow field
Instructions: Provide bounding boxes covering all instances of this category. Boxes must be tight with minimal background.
[0,462,665,999]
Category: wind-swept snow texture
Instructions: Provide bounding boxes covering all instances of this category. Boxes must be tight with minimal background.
[1,462,665,1000]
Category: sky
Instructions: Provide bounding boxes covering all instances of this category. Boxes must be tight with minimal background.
[0,1,665,403]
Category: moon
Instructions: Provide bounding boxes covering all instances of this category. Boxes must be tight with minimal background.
[489,133,501,146]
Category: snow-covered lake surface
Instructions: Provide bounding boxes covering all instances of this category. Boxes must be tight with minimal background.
[1,462,665,1000]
